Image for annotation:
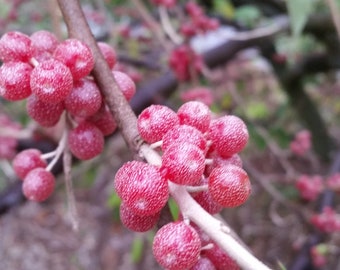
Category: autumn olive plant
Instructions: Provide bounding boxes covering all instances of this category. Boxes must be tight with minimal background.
[0,0,275,269]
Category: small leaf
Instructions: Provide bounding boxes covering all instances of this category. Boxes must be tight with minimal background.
[130,235,144,263]
[286,0,316,36]
[213,0,235,19]
[168,198,179,220]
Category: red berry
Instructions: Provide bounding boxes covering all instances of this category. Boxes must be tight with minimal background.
[327,173,340,193]
[65,78,102,118]
[0,31,32,62]
[161,143,205,185]
[0,61,32,101]
[30,30,59,57]
[22,168,55,202]
[53,39,94,80]
[295,175,324,201]
[26,94,65,127]
[208,165,251,207]
[162,125,207,152]
[114,161,169,215]
[205,153,242,176]
[194,186,223,215]
[12,149,47,180]
[209,115,249,158]
[153,222,201,270]
[138,105,179,143]
[30,59,73,103]
[68,121,104,160]
[119,201,160,232]
[177,101,211,133]
[202,242,240,270]
[180,87,214,106]
[98,42,117,69]
[190,256,216,270]
[112,70,136,101]
[87,105,117,136]
[310,207,340,233]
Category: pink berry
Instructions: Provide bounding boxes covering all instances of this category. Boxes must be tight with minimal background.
[161,143,205,185]
[202,242,240,270]
[68,121,104,160]
[137,105,179,143]
[177,101,211,133]
[295,175,324,201]
[0,31,32,62]
[114,161,169,215]
[194,189,223,214]
[0,61,32,101]
[53,39,94,80]
[209,115,249,158]
[112,70,136,101]
[26,94,65,127]
[65,78,102,118]
[98,42,117,69]
[22,168,55,202]
[153,221,201,270]
[30,30,59,57]
[310,207,340,233]
[205,153,242,176]
[208,165,251,207]
[119,201,160,232]
[87,105,117,136]
[190,256,216,270]
[12,149,47,180]
[30,59,73,103]
[327,173,340,193]
[180,87,214,106]
[162,124,207,152]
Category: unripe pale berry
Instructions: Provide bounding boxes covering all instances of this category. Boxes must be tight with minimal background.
[153,221,201,270]
[12,149,47,180]
[22,168,55,202]
[119,201,160,232]
[177,101,211,133]
[208,164,251,207]
[30,59,73,103]
[68,121,104,160]
[26,94,65,127]
[161,143,205,185]
[0,31,33,62]
[53,39,94,80]
[0,61,32,101]
[65,78,102,118]
[138,105,179,143]
[209,115,249,158]
[114,161,169,215]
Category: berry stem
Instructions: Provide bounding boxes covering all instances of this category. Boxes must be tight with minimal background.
[158,6,183,45]
[46,128,67,172]
[186,184,208,193]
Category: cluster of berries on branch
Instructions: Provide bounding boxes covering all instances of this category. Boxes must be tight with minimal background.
[114,101,250,269]
[0,30,136,202]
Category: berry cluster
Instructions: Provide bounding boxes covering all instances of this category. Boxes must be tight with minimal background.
[0,30,136,201]
[114,100,250,269]
[310,206,340,233]
[290,130,311,157]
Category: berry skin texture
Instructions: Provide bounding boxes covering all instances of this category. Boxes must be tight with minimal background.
[209,115,249,158]
[88,105,117,136]
[202,242,240,270]
[0,61,32,101]
[22,168,55,202]
[0,31,32,62]
[30,59,73,103]
[98,42,117,69]
[208,165,251,207]
[114,161,169,215]
[112,70,136,101]
[26,94,65,127]
[137,105,180,143]
[64,78,102,118]
[53,39,94,80]
[161,143,205,185]
[177,101,211,133]
[190,256,216,270]
[68,122,104,160]
[30,30,59,57]
[153,222,201,270]
[12,149,47,180]
[162,124,207,152]
[119,202,160,232]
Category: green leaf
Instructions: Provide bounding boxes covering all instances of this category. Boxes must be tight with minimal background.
[213,0,235,19]
[130,235,144,263]
[286,0,316,36]
[168,198,179,221]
